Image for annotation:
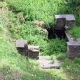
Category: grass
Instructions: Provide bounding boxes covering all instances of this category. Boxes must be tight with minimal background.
[0,33,67,80]
[62,58,80,80]
[6,0,68,27]
[67,26,80,38]
[0,36,67,80]
[0,1,80,80]
[0,1,67,80]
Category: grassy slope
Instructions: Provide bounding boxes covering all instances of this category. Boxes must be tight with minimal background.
[68,26,80,39]
[0,2,67,80]
[0,1,80,80]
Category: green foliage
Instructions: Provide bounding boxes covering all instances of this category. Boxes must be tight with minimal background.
[1,1,80,80]
[62,58,80,80]
[6,0,68,28]
[67,26,80,38]
[0,2,7,8]
[46,38,66,55]
[7,11,67,56]
[6,0,80,26]
[57,53,66,60]
[74,57,80,64]
[65,0,80,25]
[0,24,4,33]
[50,54,57,61]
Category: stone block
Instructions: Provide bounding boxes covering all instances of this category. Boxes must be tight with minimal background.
[16,40,28,47]
[65,20,75,29]
[55,18,65,29]
[67,42,80,58]
[55,14,75,29]
[16,40,28,56]
[28,45,40,59]
[55,14,75,20]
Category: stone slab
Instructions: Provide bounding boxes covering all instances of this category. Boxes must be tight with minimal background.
[55,14,75,21]
[37,60,62,69]
[16,40,28,47]
[39,56,51,60]
[66,15,75,21]
[67,42,80,58]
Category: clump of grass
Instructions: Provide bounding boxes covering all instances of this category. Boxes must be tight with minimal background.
[57,53,66,60]
[62,58,80,80]
[67,26,80,38]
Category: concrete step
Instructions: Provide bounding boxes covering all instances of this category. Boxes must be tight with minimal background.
[37,58,62,69]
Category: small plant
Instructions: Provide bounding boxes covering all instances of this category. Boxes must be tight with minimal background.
[50,54,57,62]
[57,53,66,60]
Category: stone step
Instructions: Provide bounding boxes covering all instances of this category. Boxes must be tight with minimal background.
[39,56,51,60]
[37,60,62,69]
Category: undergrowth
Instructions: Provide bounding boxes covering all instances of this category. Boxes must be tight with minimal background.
[0,1,67,80]
[6,0,80,26]
[0,1,80,80]
[6,0,68,27]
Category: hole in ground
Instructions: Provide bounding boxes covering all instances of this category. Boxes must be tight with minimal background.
[47,28,66,39]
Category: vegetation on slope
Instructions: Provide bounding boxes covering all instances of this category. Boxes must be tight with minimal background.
[0,0,80,80]
[6,0,68,27]
[6,0,80,26]
[0,2,67,80]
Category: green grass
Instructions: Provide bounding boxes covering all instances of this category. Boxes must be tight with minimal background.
[0,1,67,80]
[62,58,80,80]
[6,10,66,56]
[0,35,67,80]
[67,26,80,38]
[0,32,66,80]
[0,1,80,80]
[6,0,68,27]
